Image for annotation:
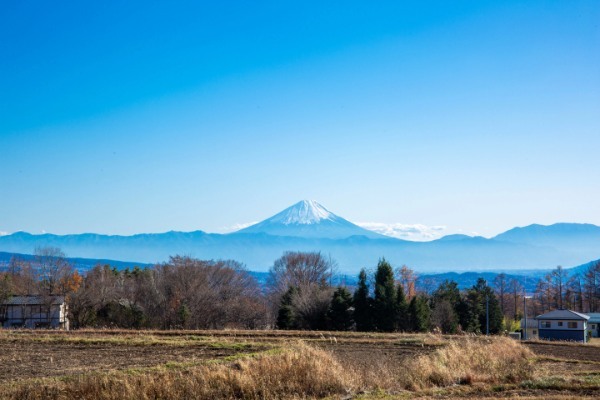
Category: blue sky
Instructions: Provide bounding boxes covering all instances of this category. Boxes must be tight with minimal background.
[1,1,599,240]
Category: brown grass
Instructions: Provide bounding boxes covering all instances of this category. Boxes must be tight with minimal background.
[0,332,545,399]
[403,336,535,390]
[0,342,355,400]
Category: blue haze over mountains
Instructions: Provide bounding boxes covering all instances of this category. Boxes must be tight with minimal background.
[0,200,598,274]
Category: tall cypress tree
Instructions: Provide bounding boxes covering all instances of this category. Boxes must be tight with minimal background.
[327,286,354,331]
[457,288,482,333]
[373,258,397,332]
[472,278,504,334]
[276,286,298,330]
[408,295,431,332]
[353,269,373,331]
[395,283,408,331]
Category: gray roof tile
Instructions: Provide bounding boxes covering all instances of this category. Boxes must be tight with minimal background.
[536,309,590,320]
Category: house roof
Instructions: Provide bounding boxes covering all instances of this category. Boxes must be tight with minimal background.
[586,313,600,323]
[536,309,590,320]
[2,295,65,306]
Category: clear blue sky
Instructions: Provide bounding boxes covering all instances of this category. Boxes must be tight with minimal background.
[1,1,599,239]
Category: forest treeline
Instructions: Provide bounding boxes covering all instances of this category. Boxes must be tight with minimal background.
[1,247,599,332]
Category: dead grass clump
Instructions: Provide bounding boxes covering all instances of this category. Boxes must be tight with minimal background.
[1,341,355,400]
[405,337,535,390]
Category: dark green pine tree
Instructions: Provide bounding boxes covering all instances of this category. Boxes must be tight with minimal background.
[395,283,408,331]
[431,280,461,333]
[327,286,354,331]
[408,295,431,332]
[472,278,504,334]
[373,258,397,332]
[276,286,298,330]
[353,268,373,331]
[432,280,461,308]
[455,279,504,334]
[457,288,483,333]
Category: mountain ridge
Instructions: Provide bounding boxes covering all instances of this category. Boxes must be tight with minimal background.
[0,201,598,273]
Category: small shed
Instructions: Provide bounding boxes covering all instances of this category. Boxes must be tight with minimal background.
[519,317,539,340]
[536,309,589,343]
[0,295,69,330]
[586,313,600,338]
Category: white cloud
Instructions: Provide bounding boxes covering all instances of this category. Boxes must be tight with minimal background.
[0,231,8,236]
[218,222,258,233]
[357,222,447,241]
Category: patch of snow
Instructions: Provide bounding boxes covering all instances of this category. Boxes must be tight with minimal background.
[267,200,334,225]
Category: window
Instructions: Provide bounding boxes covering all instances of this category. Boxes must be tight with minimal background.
[541,321,551,328]
[532,330,537,334]
[558,321,563,327]
[568,321,578,329]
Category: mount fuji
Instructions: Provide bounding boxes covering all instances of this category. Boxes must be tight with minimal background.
[237,200,385,239]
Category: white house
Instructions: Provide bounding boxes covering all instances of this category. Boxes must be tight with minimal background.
[587,313,600,338]
[536,309,589,343]
[0,295,69,330]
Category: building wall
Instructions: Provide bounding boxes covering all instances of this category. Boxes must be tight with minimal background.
[588,323,599,338]
[539,329,586,342]
[1,303,68,329]
[538,320,586,330]
[524,327,539,340]
[537,319,587,343]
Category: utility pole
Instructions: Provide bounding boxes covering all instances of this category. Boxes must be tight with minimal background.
[523,295,532,341]
[486,295,489,335]
[523,296,527,340]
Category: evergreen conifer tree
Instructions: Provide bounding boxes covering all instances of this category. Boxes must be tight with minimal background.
[373,258,397,332]
[353,269,373,331]
[395,283,408,331]
[472,278,504,334]
[455,278,504,334]
[408,295,431,332]
[457,289,483,332]
[276,286,298,330]
[431,280,461,333]
[327,286,354,330]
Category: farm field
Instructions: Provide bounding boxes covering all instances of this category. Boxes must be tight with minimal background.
[0,329,598,399]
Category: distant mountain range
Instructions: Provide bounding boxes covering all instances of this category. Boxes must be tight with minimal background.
[0,200,599,273]
[1,251,595,294]
[0,251,151,271]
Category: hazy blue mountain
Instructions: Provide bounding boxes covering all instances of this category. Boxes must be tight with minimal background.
[0,251,151,272]
[416,271,541,292]
[238,200,386,239]
[494,223,600,252]
[564,258,600,277]
[0,201,598,273]
[0,249,596,296]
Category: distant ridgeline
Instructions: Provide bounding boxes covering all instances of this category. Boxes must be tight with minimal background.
[0,251,151,273]
[1,251,594,294]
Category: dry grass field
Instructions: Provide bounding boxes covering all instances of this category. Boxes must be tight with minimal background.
[0,329,598,399]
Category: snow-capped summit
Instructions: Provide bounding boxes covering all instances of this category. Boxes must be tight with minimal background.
[267,200,333,225]
[235,200,386,239]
